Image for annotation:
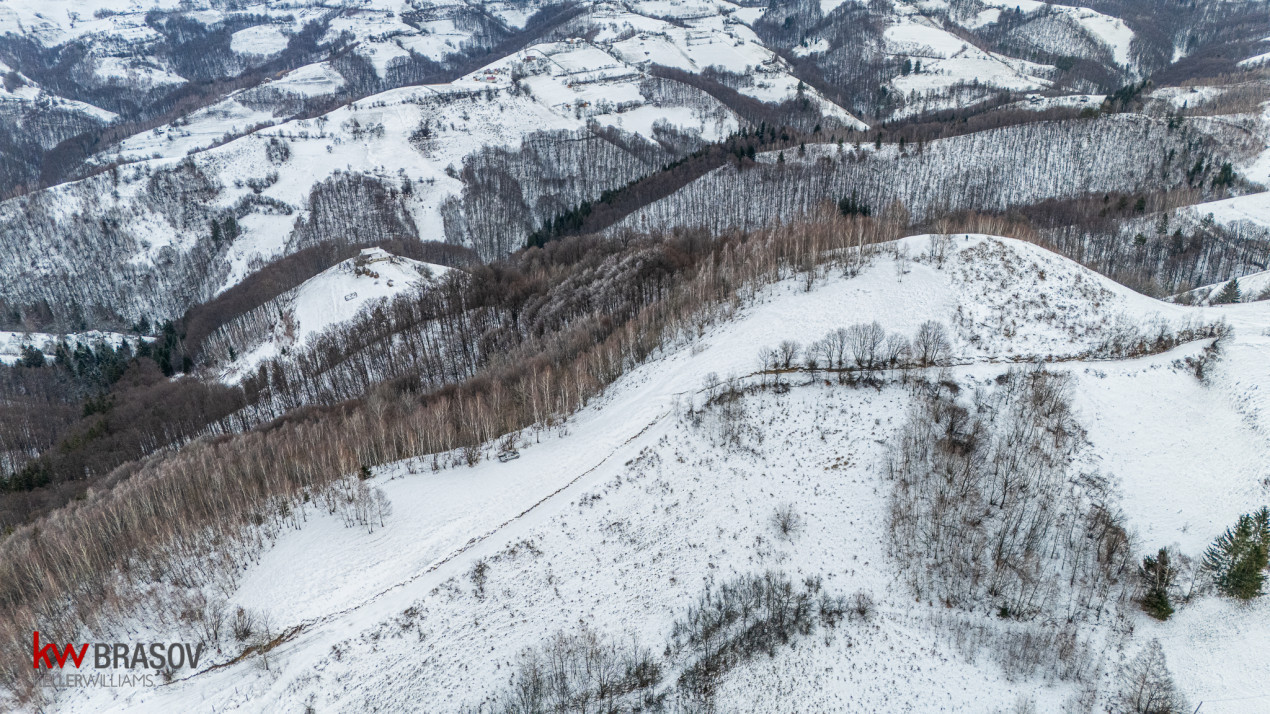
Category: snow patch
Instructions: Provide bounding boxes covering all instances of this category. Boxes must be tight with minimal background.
[230,25,290,56]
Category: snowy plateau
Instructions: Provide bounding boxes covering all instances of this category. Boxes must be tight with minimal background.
[1,0,1270,713]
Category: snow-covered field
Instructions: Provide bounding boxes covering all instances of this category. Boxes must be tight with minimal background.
[50,236,1270,713]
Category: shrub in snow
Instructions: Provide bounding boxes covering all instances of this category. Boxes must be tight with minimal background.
[232,606,256,643]
[670,572,835,707]
[1005,695,1037,714]
[770,503,802,541]
[478,572,843,712]
[471,625,662,714]
[850,591,875,621]
[929,611,1097,685]
[265,137,291,165]
[469,559,489,600]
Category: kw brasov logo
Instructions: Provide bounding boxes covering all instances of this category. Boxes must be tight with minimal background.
[32,631,205,688]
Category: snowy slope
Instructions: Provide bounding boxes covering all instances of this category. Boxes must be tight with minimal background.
[1189,191,1270,230]
[50,236,1270,713]
[1171,270,1270,306]
[973,0,1137,68]
[886,11,1055,106]
[0,74,119,123]
[1059,6,1134,67]
[211,248,451,381]
[885,0,1141,118]
[0,329,146,366]
[11,21,771,313]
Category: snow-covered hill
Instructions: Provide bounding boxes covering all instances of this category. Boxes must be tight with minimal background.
[3,0,1263,330]
[5,2,1270,709]
[0,57,730,323]
[50,235,1270,713]
[14,0,892,322]
[206,247,452,380]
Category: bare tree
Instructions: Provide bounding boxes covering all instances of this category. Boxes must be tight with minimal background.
[804,341,826,371]
[913,320,952,367]
[826,328,850,369]
[777,340,800,370]
[1116,639,1188,714]
[893,242,911,280]
[882,333,911,370]
[846,322,885,371]
[372,488,392,529]
[928,233,953,267]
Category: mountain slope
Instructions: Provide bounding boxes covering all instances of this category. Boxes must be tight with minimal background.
[206,247,452,381]
[50,235,1270,713]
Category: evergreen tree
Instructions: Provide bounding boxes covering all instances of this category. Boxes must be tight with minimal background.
[1213,278,1241,304]
[1202,507,1270,600]
[222,216,240,242]
[1212,161,1235,189]
[18,345,44,368]
[838,192,870,217]
[1137,548,1176,620]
